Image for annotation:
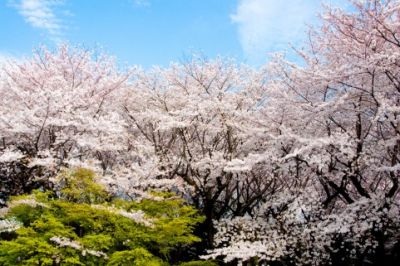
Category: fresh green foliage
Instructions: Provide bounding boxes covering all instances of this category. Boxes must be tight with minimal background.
[107,248,166,266]
[55,168,110,204]
[0,168,208,266]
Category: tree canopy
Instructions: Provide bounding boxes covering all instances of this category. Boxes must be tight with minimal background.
[0,1,399,265]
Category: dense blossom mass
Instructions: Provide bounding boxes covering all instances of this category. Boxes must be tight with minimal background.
[0,0,399,265]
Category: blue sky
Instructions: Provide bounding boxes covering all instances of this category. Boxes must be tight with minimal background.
[1,0,348,68]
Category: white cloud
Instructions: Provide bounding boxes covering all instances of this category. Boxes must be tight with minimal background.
[10,0,68,42]
[231,0,343,63]
[133,0,150,7]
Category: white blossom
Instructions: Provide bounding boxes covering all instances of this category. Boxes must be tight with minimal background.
[0,218,22,233]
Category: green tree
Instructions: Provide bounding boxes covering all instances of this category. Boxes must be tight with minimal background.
[0,168,210,266]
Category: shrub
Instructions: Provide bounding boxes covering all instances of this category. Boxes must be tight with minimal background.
[0,168,206,266]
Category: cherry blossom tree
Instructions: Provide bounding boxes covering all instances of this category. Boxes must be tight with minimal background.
[0,45,131,203]
[0,1,398,264]
[121,58,281,247]
[207,0,400,264]
[271,0,399,204]
[204,188,400,265]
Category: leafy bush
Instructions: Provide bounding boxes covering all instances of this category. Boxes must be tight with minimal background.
[0,168,208,266]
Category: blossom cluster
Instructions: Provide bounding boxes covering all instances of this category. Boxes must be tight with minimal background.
[50,236,108,258]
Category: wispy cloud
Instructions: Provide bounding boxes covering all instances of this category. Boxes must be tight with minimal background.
[133,0,150,7]
[9,0,69,42]
[231,0,339,63]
